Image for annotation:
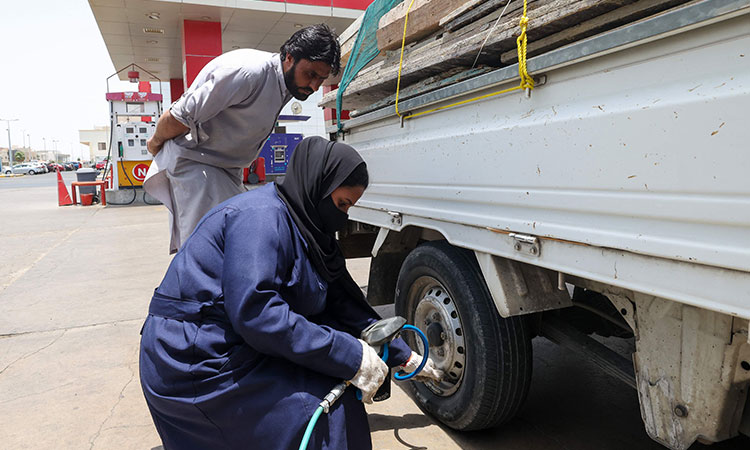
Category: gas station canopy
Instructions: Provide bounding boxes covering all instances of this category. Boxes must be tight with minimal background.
[88,0,367,83]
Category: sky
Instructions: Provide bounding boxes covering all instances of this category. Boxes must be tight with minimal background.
[0,0,164,161]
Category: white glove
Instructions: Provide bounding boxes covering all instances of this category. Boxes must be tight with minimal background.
[348,339,389,404]
[399,351,444,382]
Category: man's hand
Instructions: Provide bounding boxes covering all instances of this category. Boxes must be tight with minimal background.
[147,137,164,156]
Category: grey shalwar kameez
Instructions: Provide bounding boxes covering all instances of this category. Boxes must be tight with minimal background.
[144,49,293,253]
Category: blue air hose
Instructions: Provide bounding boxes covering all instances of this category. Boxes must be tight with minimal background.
[299,405,324,450]
[392,324,430,381]
[299,324,430,450]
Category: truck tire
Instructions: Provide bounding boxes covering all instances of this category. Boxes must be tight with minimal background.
[395,240,532,430]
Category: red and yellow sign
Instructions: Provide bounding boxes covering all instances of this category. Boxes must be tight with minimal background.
[116,160,152,187]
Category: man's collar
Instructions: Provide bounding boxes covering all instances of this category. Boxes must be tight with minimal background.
[274,53,291,100]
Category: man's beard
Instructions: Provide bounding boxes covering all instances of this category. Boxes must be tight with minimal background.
[284,63,313,100]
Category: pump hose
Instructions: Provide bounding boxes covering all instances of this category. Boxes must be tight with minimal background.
[393,325,430,381]
[299,325,430,450]
[299,406,324,450]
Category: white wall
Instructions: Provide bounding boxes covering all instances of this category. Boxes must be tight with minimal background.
[278,90,327,138]
[78,128,110,162]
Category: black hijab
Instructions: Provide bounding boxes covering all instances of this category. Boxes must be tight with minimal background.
[275,136,365,283]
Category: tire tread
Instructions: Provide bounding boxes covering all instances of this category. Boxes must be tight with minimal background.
[396,240,532,431]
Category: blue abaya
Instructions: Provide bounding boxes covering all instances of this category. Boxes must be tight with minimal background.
[139,184,410,449]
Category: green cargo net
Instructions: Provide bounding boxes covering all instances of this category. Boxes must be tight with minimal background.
[336,0,403,131]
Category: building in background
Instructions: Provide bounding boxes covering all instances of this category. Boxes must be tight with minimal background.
[278,92,327,137]
[31,150,57,161]
[79,126,111,162]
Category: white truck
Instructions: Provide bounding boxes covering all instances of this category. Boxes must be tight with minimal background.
[333,1,750,448]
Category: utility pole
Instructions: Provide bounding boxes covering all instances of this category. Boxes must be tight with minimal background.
[53,139,59,162]
[0,118,19,168]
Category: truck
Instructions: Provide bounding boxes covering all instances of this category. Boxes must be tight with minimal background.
[329,0,750,448]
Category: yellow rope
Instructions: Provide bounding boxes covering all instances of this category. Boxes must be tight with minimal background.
[517,0,535,90]
[394,0,416,118]
[395,0,534,121]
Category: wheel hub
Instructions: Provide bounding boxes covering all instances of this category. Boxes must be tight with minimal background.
[426,322,444,346]
[413,281,466,396]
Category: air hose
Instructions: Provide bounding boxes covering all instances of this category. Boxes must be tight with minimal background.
[392,325,429,381]
[298,324,430,450]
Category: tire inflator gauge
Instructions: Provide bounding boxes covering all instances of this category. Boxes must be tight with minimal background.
[298,317,430,450]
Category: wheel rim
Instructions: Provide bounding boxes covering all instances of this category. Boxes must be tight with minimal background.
[408,275,466,396]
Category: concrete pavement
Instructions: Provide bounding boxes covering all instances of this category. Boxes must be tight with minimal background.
[1,172,171,449]
[1,174,748,449]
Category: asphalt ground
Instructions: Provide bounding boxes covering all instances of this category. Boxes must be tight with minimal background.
[1,173,748,449]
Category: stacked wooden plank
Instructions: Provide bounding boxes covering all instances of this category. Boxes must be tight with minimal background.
[376,0,460,51]
[323,0,693,115]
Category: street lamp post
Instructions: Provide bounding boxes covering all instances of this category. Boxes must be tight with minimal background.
[52,140,59,162]
[0,118,19,168]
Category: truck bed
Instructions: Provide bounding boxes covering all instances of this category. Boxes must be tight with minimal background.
[335,0,750,318]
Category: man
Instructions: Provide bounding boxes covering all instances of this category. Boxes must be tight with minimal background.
[144,24,340,253]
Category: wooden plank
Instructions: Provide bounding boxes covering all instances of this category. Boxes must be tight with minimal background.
[321,0,636,110]
[442,0,522,32]
[339,13,364,67]
[376,0,460,52]
[500,0,691,63]
[439,0,490,28]
[321,2,524,108]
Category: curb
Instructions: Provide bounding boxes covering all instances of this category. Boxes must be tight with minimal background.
[0,173,25,178]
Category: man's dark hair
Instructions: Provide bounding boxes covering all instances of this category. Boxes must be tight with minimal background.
[280,24,341,76]
[341,163,369,189]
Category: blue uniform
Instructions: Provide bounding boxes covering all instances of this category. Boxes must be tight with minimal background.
[139,184,410,449]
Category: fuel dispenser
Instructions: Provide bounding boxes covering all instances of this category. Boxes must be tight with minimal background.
[254,115,308,178]
[104,64,162,203]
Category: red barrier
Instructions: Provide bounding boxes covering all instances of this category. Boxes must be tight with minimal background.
[57,170,73,206]
[255,157,266,183]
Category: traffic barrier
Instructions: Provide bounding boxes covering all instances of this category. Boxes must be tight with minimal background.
[57,169,73,206]
[71,181,108,206]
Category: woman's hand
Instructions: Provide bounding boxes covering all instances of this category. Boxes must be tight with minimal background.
[398,351,443,382]
[349,340,389,404]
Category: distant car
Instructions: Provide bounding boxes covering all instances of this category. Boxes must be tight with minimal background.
[71,162,81,170]
[27,161,47,173]
[95,160,108,170]
[2,165,12,175]
[8,163,43,175]
[64,163,74,171]
[31,162,48,173]
[50,163,64,172]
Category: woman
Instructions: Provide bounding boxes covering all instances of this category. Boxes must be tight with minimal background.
[139,137,441,449]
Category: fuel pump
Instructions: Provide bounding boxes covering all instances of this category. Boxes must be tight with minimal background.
[104,64,163,203]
